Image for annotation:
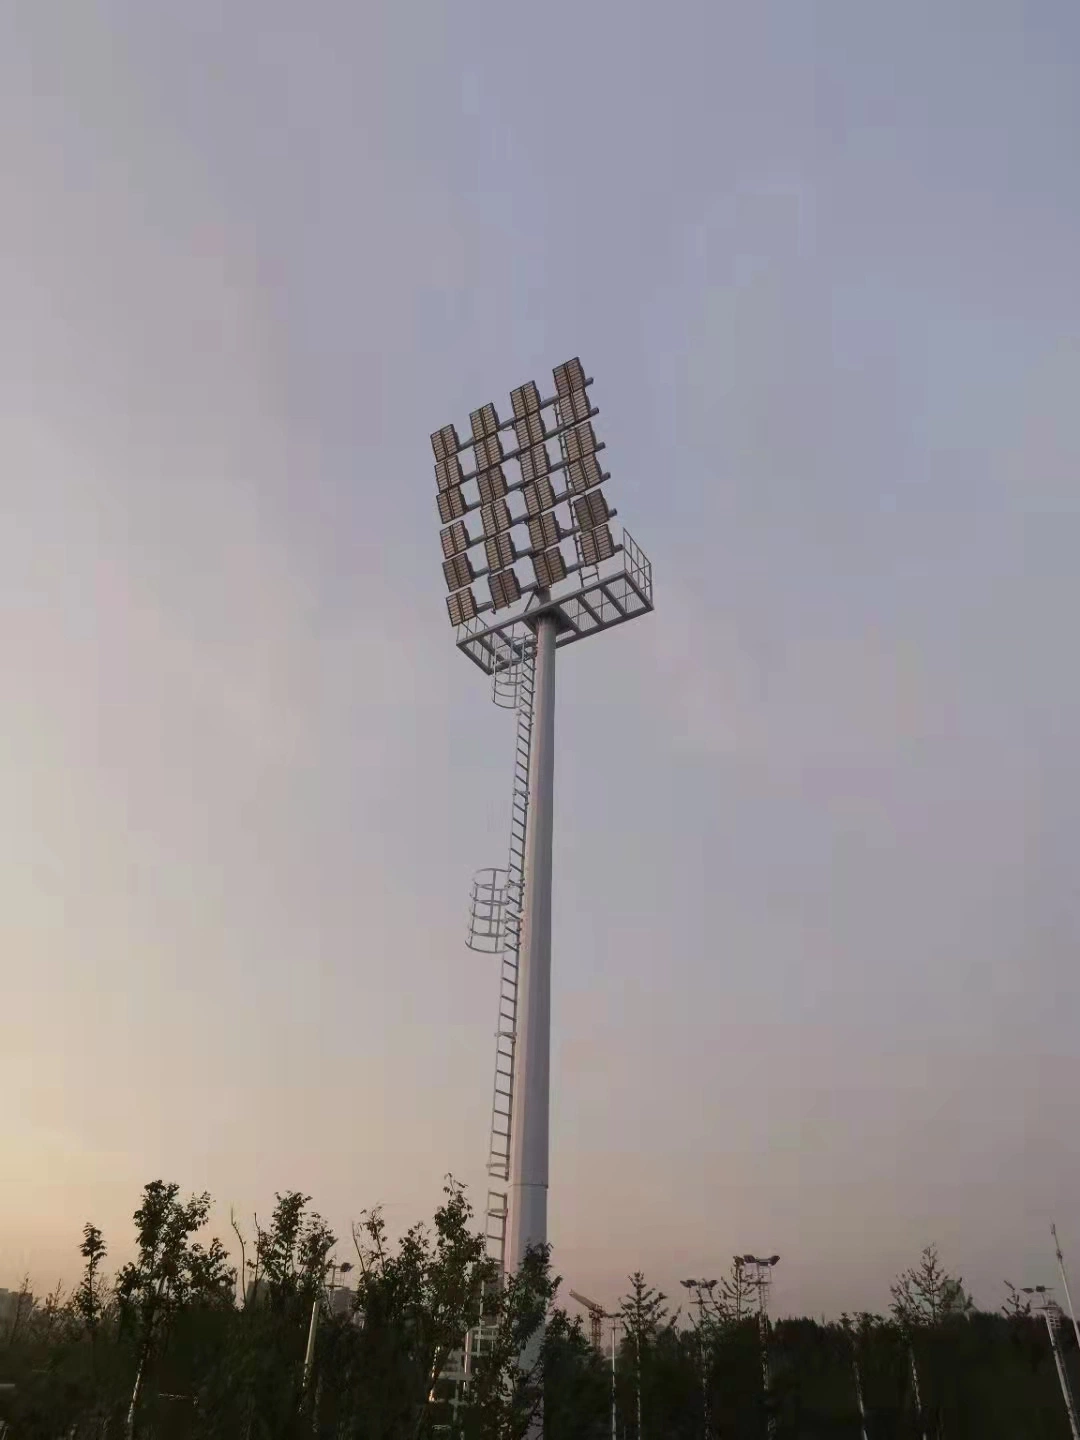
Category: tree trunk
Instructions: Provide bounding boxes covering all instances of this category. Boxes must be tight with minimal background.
[126,1347,149,1440]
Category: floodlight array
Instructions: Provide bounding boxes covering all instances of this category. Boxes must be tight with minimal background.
[430,355,622,625]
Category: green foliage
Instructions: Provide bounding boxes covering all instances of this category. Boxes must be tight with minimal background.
[4,1208,1080,1440]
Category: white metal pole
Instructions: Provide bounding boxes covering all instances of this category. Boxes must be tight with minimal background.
[507,611,557,1272]
[1053,1225,1080,1358]
[302,1294,320,1397]
[506,612,557,1439]
[908,1344,927,1440]
[1044,1304,1080,1440]
[852,1353,869,1440]
[611,1316,618,1440]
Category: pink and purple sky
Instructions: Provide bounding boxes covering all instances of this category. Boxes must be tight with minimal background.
[3,0,1079,1319]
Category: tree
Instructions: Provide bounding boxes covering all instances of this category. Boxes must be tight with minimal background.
[890,1244,969,1329]
[114,1180,234,1438]
[618,1272,669,1440]
[462,1242,562,1440]
[73,1224,108,1335]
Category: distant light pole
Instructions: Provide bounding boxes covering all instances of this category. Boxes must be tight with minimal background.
[681,1279,718,1440]
[1021,1286,1080,1440]
[851,1343,869,1440]
[1052,1226,1080,1357]
[741,1256,780,1440]
[302,1243,338,1405]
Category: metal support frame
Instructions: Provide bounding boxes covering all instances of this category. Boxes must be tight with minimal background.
[455,530,653,676]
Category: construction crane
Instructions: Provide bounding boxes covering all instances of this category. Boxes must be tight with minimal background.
[569,1289,611,1351]
[570,1291,620,1440]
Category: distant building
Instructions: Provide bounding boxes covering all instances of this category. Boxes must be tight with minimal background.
[328,1286,356,1319]
[0,1289,34,1336]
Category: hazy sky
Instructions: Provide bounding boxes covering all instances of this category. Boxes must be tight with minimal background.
[3,0,1079,1319]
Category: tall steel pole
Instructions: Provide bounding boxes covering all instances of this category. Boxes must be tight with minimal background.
[1045,1303,1080,1440]
[610,1315,618,1440]
[852,1352,869,1440]
[507,611,557,1272]
[1052,1225,1080,1357]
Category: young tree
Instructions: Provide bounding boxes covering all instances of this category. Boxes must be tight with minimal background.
[348,1177,495,1438]
[73,1223,108,1334]
[462,1241,562,1440]
[114,1179,234,1438]
[890,1244,968,1329]
[618,1272,669,1440]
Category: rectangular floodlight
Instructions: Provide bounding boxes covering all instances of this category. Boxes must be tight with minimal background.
[511,381,541,418]
[576,523,615,568]
[435,455,464,491]
[566,455,603,494]
[480,498,512,534]
[470,403,500,439]
[474,434,503,473]
[437,487,467,524]
[514,413,547,449]
[553,357,586,397]
[443,553,475,593]
[431,423,461,460]
[477,468,508,505]
[564,422,598,461]
[484,533,516,571]
[440,520,470,559]
[523,478,556,516]
[489,568,522,611]
[557,390,592,428]
[532,546,567,590]
[573,490,610,531]
[527,513,560,551]
[446,587,478,626]
[519,444,550,484]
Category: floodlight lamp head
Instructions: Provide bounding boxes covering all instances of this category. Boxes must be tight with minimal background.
[470,402,500,439]
[511,380,541,418]
[554,357,586,396]
[768,1256,780,1266]
[431,424,461,461]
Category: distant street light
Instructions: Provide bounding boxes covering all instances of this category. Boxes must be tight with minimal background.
[681,1280,718,1440]
[741,1255,780,1440]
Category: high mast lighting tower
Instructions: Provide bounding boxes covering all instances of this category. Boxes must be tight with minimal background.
[742,1254,780,1440]
[429,358,654,1287]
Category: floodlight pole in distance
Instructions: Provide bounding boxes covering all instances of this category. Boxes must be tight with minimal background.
[742,1255,780,1440]
[681,1278,718,1440]
[1022,1286,1080,1440]
[1052,1225,1080,1357]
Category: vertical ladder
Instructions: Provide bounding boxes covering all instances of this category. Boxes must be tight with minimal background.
[483,632,536,1268]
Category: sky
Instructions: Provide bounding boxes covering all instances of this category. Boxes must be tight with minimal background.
[2,0,1079,1320]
